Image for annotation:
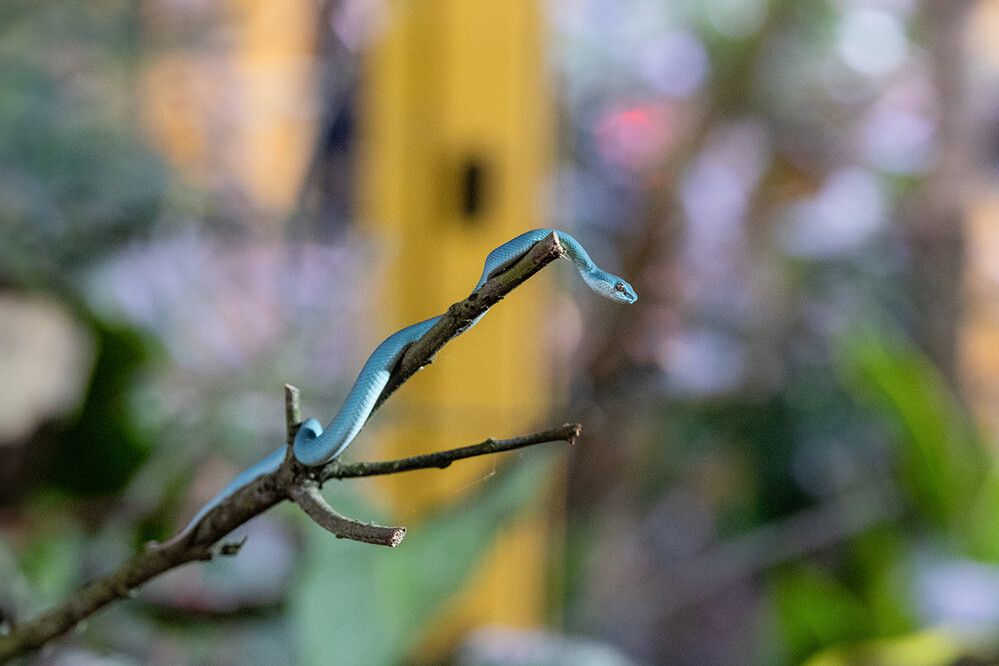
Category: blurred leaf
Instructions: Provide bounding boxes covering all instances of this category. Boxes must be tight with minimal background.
[846,526,913,636]
[966,463,999,562]
[803,628,965,666]
[0,535,37,621]
[48,319,152,495]
[772,564,871,663]
[836,328,987,532]
[17,520,84,608]
[291,453,555,665]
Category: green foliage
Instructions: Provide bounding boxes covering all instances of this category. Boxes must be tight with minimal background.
[773,564,871,662]
[751,326,999,664]
[761,326,999,661]
[292,454,555,665]
[966,463,999,562]
[768,520,916,663]
[0,535,40,621]
[47,319,152,495]
[13,522,84,611]
[845,527,912,636]
[837,328,988,536]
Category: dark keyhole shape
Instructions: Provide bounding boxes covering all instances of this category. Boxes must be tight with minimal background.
[460,158,488,220]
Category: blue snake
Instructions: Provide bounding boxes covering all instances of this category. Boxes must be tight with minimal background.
[175,229,637,541]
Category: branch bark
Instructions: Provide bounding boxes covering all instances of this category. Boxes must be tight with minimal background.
[291,484,407,547]
[0,232,574,663]
[323,424,580,480]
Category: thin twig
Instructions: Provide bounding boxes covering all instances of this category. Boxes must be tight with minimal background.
[285,383,302,448]
[323,424,581,480]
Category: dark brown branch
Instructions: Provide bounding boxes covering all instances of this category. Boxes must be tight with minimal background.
[323,424,581,480]
[0,233,570,663]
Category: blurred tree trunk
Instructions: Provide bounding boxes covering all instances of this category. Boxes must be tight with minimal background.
[908,0,976,381]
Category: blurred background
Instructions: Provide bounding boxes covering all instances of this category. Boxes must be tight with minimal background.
[3,0,999,664]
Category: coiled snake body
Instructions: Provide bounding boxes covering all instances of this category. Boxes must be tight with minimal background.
[177,229,637,539]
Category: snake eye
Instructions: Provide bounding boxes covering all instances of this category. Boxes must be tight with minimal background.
[615,282,625,292]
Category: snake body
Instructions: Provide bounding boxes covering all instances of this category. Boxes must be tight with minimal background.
[176,229,636,540]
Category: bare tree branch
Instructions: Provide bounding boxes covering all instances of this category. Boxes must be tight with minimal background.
[0,232,575,662]
[291,484,407,546]
[323,424,581,481]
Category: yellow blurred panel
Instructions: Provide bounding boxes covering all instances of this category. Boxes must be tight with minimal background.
[359,0,556,650]
[360,0,552,499]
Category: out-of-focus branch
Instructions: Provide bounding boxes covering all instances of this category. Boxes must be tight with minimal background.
[906,0,976,379]
[0,233,573,663]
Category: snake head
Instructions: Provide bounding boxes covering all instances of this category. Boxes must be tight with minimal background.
[611,278,638,304]
[585,270,638,304]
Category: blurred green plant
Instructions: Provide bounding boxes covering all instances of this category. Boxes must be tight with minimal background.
[768,326,999,664]
[838,328,988,535]
[293,454,555,665]
[46,318,153,495]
